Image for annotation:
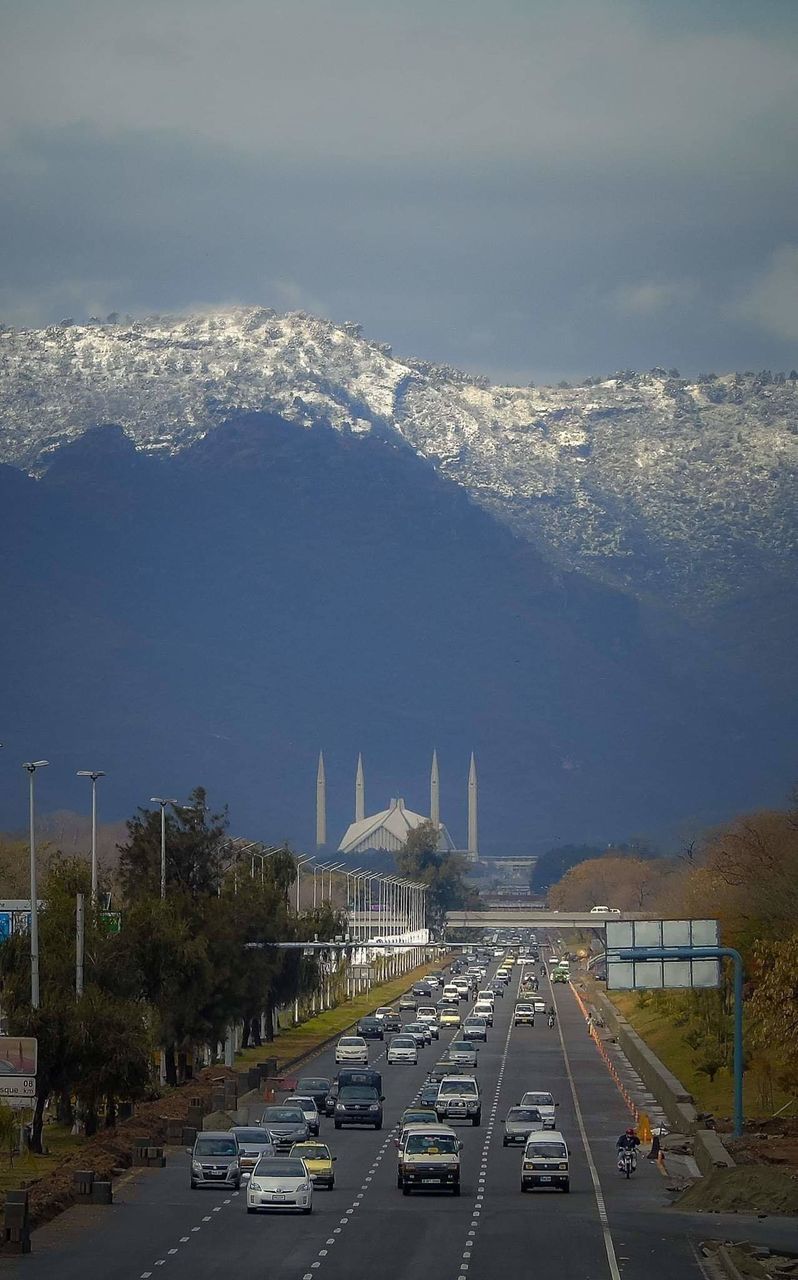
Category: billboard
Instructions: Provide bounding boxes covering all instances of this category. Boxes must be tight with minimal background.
[0,1036,37,1101]
[606,918,720,990]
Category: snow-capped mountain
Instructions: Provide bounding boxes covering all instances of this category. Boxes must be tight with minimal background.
[1,306,796,607]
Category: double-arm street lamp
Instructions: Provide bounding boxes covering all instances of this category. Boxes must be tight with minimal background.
[77,769,105,905]
[150,797,178,900]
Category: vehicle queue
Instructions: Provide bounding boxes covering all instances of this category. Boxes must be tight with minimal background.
[188,939,573,1215]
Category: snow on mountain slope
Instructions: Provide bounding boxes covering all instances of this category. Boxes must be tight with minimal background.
[1,306,796,607]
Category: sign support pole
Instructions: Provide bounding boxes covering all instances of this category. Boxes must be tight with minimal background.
[616,944,744,1137]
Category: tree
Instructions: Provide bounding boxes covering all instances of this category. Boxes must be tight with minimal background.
[118,787,229,900]
[749,935,798,1063]
[396,822,478,931]
[548,855,673,912]
[531,844,604,894]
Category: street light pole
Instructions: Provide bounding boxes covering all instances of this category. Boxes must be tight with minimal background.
[23,761,49,1009]
[150,797,177,900]
[77,770,105,905]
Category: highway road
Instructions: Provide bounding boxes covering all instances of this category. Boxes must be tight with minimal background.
[9,957,790,1280]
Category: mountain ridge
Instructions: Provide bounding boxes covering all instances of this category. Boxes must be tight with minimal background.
[2,306,796,614]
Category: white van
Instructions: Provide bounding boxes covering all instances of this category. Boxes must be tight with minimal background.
[521,1130,569,1192]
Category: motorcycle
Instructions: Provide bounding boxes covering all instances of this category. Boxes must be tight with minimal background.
[617,1148,636,1178]
[547,1013,555,1029]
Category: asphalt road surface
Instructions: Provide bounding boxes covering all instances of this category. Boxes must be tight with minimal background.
[7,953,794,1280]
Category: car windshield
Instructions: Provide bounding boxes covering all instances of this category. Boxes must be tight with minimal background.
[254,1158,306,1178]
[339,1086,378,1100]
[392,1036,415,1047]
[233,1129,272,1143]
[297,1079,329,1092]
[376,1008,393,1016]
[439,1081,477,1096]
[522,1093,554,1107]
[507,1108,541,1122]
[526,1142,567,1159]
[287,1097,316,1110]
[339,1037,364,1046]
[263,1108,305,1123]
[451,1042,472,1052]
[516,1005,534,1012]
[402,1111,433,1124]
[195,1138,237,1157]
[405,1134,459,1154]
[293,1145,329,1160]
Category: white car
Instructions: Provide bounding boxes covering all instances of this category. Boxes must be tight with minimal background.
[284,1095,320,1136]
[441,985,460,1003]
[534,1000,547,1015]
[473,1001,494,1026]
[520,1090,558,1129]
[477,990,496,1006]
[422,976,440,988]
[246,1155,313,1214]
[387,1034,418,1065]
[335,1035,369,1065]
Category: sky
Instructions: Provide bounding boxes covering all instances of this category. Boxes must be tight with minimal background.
[1,0,797,383]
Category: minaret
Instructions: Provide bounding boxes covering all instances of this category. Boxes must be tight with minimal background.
[467,752,478,861]
[316,751,327,848]
[355,753,365,823]
[430,749,440,828]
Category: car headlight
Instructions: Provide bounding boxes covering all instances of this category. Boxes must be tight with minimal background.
[336,1103,345,1111]
[560,1163,568,1170]
[192,1161,203,1173]
[369,1103,380,1111]
[250,1181,261,1192]
[228,1163,238,1174]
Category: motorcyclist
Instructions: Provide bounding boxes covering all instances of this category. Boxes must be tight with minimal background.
[547,1006,556,1028]
[616,1128,640,1165]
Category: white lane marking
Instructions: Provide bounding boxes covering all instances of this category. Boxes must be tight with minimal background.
[555,979,622,1280]
[168,1248,178,1255]
[191,1226,201,1232]
[179,1236,189,1242]
[202,1214,211,1222]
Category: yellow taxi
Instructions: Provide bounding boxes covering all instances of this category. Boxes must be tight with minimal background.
[439,1007,461,1028]
[290,1141,336,1189]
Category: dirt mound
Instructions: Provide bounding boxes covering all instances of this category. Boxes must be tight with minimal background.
[677,1167,798,1216]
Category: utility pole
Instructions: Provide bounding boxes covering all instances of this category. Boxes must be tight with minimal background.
[23,761,49,1009]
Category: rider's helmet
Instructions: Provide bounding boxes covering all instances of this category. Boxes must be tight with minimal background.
[626,1127,635,1136]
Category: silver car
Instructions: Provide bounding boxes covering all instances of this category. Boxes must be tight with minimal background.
[520,1091,558,1129]
[246,1155,313,1214]
[446,1040,479,1069]
[259,1105,310,1151]
[190,1131,241,1189]
[284,1095,321,1136]
[502,1106,544,1146]
[231,1126,276,1173]
[387,1034,418,1065]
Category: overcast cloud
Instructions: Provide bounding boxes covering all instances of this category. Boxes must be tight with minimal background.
[1,0,797,381]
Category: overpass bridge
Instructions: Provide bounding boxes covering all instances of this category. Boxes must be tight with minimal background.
[445,909,645,930]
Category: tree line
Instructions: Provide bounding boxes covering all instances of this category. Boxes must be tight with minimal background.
[0,788,342,1151]
[544,794,798,1110]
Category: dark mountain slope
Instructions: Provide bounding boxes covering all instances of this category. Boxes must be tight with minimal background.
[0,415,790,851]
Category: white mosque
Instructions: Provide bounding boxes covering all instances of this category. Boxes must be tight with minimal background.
[315,750,479,861]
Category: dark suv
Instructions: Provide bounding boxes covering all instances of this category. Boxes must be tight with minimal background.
[357,1016,385,1041]
[296,1076,332,1113]
[334,1085,383,1130]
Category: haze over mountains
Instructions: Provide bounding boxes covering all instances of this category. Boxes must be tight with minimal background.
[0,308,795,850]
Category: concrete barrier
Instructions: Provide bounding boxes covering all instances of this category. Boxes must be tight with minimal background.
[693,1129,736,1176]
[583,981,736,1172]
[589,986,702,1135]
